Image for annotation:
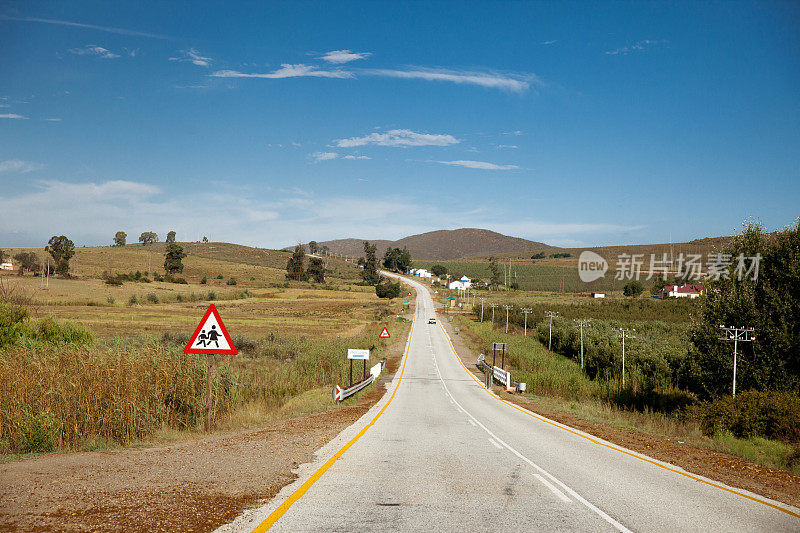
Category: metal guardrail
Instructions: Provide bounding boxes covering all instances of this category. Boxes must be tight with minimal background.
[477,354,526,392]
[333,360,385,402]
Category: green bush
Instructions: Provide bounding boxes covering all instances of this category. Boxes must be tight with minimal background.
[145,293,159,304]
[16,410,56,454]
[216,274,224,279]
[200,276,207,285]
[227,277,237,286]
[375,281,401,299]
[685,390,800,442]
[128,295,138,306]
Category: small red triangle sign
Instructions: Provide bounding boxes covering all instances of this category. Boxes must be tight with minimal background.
[379,327,390,339]
[184,304,238,355]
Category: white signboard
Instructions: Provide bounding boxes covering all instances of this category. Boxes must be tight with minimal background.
[347,348,370,360]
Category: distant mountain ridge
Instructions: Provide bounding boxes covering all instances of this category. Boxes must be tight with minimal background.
[285,228,553,260]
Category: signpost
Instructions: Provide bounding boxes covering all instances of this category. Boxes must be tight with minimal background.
[347,348,370,386]
[491,342,507,370]
[184,304,237,431]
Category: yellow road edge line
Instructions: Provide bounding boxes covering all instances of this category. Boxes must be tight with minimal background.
[437,322,800,520]
[251,316,416,532]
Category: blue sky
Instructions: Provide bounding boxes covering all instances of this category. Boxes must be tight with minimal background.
[1,1,798,249]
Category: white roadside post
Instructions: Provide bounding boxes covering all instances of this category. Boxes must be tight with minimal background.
[718,326,755,397]
[545,311,559,351]
[615,328,636,387]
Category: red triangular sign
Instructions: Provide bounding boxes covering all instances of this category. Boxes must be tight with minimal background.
[184,304,237,355]
[379,327,390,339]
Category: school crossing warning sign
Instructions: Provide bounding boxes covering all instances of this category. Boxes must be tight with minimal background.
[184,304,237,355]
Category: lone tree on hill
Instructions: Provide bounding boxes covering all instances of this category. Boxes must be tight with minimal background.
[166,230,176,243]
[113,231,127,246]
[376,280,401,299]
[361,241,381,285]
[45,235,75,277]
[139,232,158,245]
[164,242,186,274]
[286,245,308,281]
[382,246,412,273]
[488,256,503,289]
[307,257,326,283]
[308,241,319,254]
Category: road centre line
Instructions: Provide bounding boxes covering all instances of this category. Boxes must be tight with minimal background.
[488,438,502,449]
[534,474,572,503]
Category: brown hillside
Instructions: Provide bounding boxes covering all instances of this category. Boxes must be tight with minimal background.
[288,229,550,260]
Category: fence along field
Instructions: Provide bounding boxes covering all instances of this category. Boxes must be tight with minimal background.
[0,243,409,455]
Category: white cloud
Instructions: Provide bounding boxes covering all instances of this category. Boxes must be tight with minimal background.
[502,130,523,135]
[0,160,44,173]
[211,64,353,79]
[343,155,370,160]
[0,15,170,39]
[430,160,519,170]
[496,144,518,149]
[169,48,212,67]
[361,67,536,92]
[0,114,27,119]
[319,50,371,64]
[605,40,659,55]
[334,129,459,148]
[541,40,557,45]
[68,45,120,59]
[311,151,339,161]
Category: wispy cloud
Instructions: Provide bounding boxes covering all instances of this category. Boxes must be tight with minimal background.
[343,155,370,160]
[211,64,353,79]
[502,130,523,135]
[319,49,371,64]
[496,144,518,149]
[333,129,459,148]
[0,15,170,39]
[68,45,120,59]
[541,40,557,45]
[605,40,660,55]
[169,48,212,67]
[0,160,44,173]
[0,114,27,119]
[311,151,339,161]
[429,160,519,170]
[361,67,536,92]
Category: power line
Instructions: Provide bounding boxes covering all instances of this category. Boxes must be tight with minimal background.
[544,311,559,351]
[521,308,532,337]
[615,328,636,387]
[573,319,591,369]
[718,326,755,397]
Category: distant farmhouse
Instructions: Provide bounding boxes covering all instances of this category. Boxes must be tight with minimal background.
[409,268,432,279]
[661,284,704,299]
[0,261,13,271]
[448,276,472,291]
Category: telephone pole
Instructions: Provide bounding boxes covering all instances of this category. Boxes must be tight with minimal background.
[616,328,636,387]
[521,308,532,336]
[490,303,498,325]
[573,319,591,369]
[480,298,485,322]
[544,311,559,351]
[503,305,513,333]
[719,326,755,397]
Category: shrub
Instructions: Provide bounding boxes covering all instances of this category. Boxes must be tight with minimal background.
[623,280,644,297]
[216,274,224,279]
[227,278,237,286]
[128,295,138,306]
[207,291,217,301]
[104,277,123,286]
[200,276,207,285]
[684,390,800,442]
[146,293,159,304]
[16,410,56,454]
[375,281,401,299]
[106,296,115,305]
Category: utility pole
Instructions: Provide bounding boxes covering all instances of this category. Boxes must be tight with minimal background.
[544,311,559,351]
[616,328,636,387]
[573,319,591,369]
[521,308,532,336]
[503,305,513,333]
[719,326,755,397]
[480,298,485,322]
[490,303,498,325]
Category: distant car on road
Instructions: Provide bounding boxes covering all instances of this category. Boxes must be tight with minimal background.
[428,317,436,324]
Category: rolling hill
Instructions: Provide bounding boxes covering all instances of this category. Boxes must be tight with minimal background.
[287,228,553,260]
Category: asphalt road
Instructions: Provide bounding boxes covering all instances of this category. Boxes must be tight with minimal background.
[222,274,800,532]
